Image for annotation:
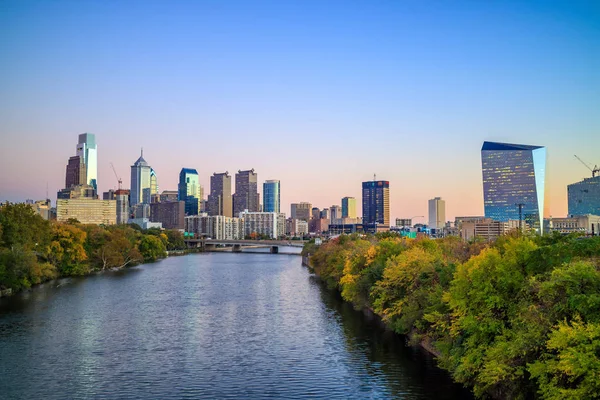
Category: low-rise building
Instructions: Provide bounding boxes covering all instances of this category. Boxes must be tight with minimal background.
[27,199,56,220]
[309,218,329,234]
[460,218,519,241]
[57,198,116,225]
[286,218,309,237]
[546,214,600,235]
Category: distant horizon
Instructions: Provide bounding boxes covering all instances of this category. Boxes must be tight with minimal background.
[2,1,599,220]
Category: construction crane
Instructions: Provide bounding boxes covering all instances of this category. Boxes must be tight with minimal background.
[574,155,599,178]
[110,162,122,190]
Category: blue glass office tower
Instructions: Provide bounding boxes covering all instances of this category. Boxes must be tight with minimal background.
[178,168,202,215]
[263,180,280,213]
[481,141,546,230]
[568,176,600,216]
[362,180,390,226]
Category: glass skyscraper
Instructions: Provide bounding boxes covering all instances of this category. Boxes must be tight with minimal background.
[362,180,390,227]
[568,176,600,216]
[178,168,203,215]
[130,149,152,206]
[76,133,97,190]
[263,180,280,213]
[481,141,546,230]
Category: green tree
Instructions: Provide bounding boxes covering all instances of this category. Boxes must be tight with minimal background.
[138,234,167,262]
[529,318,600,400]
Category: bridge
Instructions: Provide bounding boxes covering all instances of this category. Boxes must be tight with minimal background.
[184,239,306,255]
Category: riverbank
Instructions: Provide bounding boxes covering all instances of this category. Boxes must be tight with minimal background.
[303,234,600,399]
[0,203,191,296]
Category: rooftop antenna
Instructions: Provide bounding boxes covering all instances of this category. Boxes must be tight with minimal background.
[374,173,376,181]
[141,147,144,158]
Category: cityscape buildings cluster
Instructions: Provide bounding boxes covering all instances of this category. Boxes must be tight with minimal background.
[15,134,600,242]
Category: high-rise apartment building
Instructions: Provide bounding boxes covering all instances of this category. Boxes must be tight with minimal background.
[115,189,130,224]
[362,180,390,227]
[208,172,232,217]
[239,211,286,239]
[178,168,203,215]
[568,176,600,216]
[263,180,280,213]
[290,202,312,221]
[130,149,153,207]
[76,133,98,190]
[428,197,446,230]
[481,141,546,230]
[233,169,258,215]
[342,197,357,218]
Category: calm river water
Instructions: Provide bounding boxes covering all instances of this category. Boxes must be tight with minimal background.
[0,253,472,399]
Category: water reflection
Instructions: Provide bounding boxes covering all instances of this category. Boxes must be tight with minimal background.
[0,253,471,399]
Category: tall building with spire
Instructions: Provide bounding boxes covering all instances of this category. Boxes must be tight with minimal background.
[130,149,152,206]
[76,133,97,190]
[208,172,232,217]
[481,141,546,231]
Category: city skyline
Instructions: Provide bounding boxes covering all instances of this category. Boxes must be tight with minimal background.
[1,1,599,220]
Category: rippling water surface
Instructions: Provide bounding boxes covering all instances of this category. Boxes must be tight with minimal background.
[0,253,472,399]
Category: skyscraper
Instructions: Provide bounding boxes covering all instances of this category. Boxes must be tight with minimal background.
[76,133,97,190]
[150,168,159,197]
[263,180,280,213]
[233,169,258,215]
[208,172,232,217]
[481,141,546,230]
[65,155,86,189]
[130,149,152,206]
[341,197,357,218]
[178,168,203,215]
[428,197,446,230]
[568,175,600,216]
[362,180,390,227]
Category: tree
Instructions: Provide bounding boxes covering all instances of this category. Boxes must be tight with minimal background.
[46,223,88,276]
[138,235,166,262]
[529,318,600,400]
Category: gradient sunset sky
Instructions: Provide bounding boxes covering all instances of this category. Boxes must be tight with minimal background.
[1,0,599,221]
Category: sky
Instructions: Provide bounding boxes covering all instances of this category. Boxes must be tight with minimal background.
[1,0,599,221]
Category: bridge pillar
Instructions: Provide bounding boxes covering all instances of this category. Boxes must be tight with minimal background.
[270,246,279,254]
[232,244,242,253]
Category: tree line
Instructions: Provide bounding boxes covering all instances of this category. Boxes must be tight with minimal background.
[304,232,600,399]
[0,203,186,292]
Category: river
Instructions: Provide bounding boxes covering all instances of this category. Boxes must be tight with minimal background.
[0,253,472,399]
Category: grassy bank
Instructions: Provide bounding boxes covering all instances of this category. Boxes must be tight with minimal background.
[303,233,600,399]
